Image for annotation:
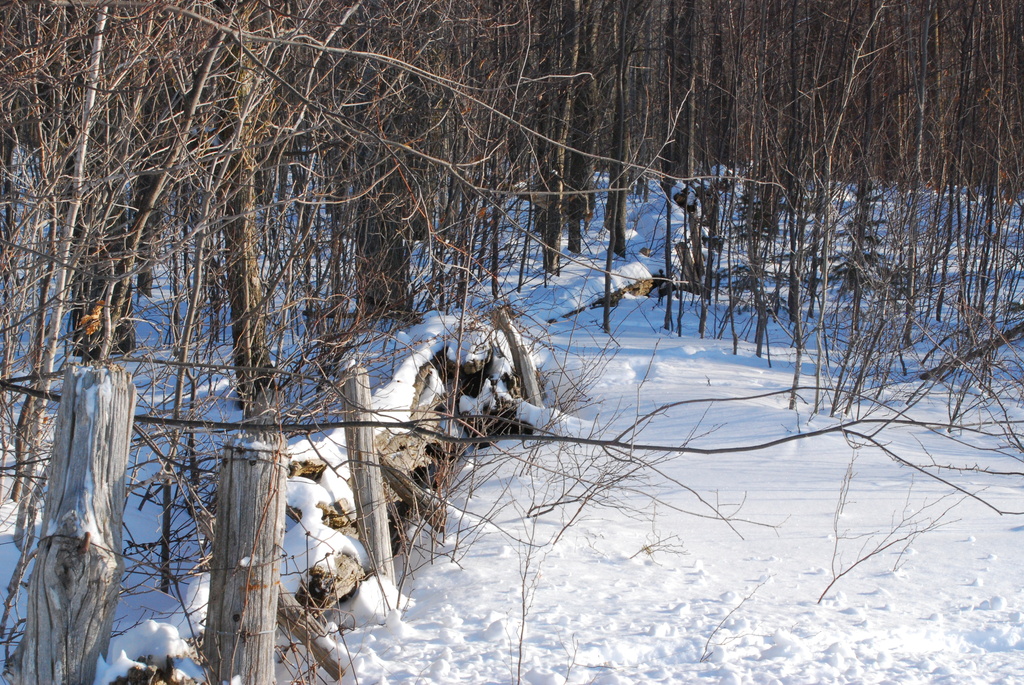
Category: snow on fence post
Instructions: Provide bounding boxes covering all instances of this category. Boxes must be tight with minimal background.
[343,367,395,581]
[5,364,136,685]
[204,394,287,685]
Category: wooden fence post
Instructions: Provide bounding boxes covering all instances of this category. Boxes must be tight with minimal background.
[6,364,136,685]
[203,401,287,685]
[343,368,395,582]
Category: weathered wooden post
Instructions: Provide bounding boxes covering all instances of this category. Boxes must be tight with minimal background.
[204,398,287,685]
[6,364,136,685]
[343,367,395,581]
[493,306,544,406]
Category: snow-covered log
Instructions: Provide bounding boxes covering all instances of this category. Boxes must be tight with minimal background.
[203,405,287,685]
[553,277,654,322]
[6,364,136,685]
[919,318,1024,381]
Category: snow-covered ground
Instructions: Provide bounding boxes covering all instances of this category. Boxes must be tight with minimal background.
[3,185,1024,684]
[331,298,1024,684]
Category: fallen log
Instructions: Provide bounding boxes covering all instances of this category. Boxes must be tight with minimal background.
[493,306,543,406]
[277,589,346,681]
[550,278,654,322]
[920,319,1024,381]
[379,454,448,534]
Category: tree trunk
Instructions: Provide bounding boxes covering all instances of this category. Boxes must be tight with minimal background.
[355,194,413,321]
[224,163,275,408]
[493,306,544,406]
[6,364,136,685]
[564,0,601,256]
[221,11,274,410]
[605,0,632,260]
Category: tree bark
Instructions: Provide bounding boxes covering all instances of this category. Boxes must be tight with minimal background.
[222,10,275,410]
[605,0,632,261]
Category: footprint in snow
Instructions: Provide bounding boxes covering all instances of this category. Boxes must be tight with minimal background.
[647,623,676,638]
[483,618,508,642]
[976,596,1006,611]
[523,668,566,685]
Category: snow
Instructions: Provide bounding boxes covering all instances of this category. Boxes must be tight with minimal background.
[92,651,148,685]
[338,575,401,629]
[373,339,441,422]
[92,620,203,685]
[281,509,369,595]
[177,572,210,637]
[4,186,1024,685]
[8,302,1024,683]
[321,296,1024,683]
[232,436,281,453]
[286,477,334,526]
[371,314,460,424]
[289,432,355,515]
[516,259,653,322]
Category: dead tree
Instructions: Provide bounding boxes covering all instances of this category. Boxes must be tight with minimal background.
[6,364,136,685]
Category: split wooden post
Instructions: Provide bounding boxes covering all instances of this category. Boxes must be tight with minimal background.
[494,306,544,406]
[6,364,136,685]
[343,367,394,581]
[204,399,287,685]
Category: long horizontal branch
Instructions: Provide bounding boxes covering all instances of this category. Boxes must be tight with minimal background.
[0,376,1007,457]
[920,319,1024,381]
